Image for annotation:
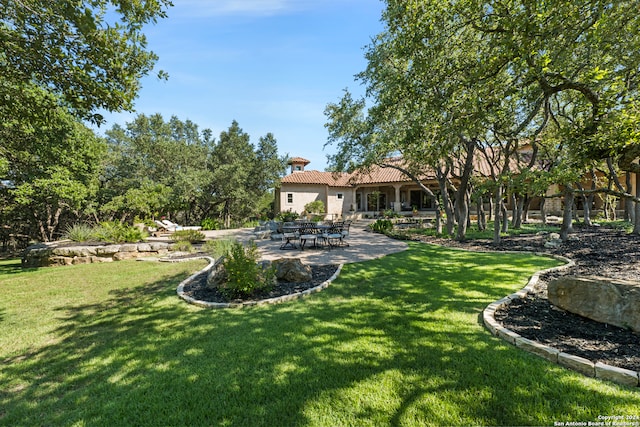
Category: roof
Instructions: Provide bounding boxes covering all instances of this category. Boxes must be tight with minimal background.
[280,151,535,188]
[288,157,311,165]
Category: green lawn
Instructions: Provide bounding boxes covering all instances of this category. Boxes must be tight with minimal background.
[1,244,638,426]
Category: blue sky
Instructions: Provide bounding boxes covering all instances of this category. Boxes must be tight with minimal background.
[98,0,386,172]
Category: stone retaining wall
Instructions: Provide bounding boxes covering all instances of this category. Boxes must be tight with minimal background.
[22,241,172,267]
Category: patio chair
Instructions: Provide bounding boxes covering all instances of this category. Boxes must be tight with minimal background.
[280,222,300,249]
[340,221,351,247]
[321,221,344,249]
[299,222,320,250]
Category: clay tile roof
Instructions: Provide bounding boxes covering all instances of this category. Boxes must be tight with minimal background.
[288,157,311,165]
[280,170,352,187]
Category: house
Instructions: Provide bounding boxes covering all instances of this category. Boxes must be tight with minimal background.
[275,155,639,220]
[275,157,462,219]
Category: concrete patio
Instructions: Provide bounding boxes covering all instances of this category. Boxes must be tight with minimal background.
[200,222,408,265]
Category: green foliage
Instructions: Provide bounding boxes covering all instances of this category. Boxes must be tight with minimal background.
[304,200,325,214]
[371,219,393,233]
[202,238,237,258]
[92,221,146,243]
[383,209,401,218]
[171,241,194,253]
[200,217,222,230]
[276,209,299,222]
[170,229,205,243]
[63,223,95,242]
[219,241,275,300]
[0,0,172,123]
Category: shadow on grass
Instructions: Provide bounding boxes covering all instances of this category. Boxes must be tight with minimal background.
[1,244,638,426]
[0,258,25,276]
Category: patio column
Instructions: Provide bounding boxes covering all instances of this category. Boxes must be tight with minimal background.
[394,184,402,212]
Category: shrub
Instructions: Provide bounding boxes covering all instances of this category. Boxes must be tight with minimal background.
[92,221,147,243]
[64,223,95,242]
[172,241,194,253]
[371,219,393,233]
[170,229,205,243]
[304,200,325,214]
[202,238,236,258]
[218,241,275,299]
[276,209,299,222]
[201,217,222,230]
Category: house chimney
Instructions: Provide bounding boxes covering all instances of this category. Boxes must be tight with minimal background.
[288,157,311,173]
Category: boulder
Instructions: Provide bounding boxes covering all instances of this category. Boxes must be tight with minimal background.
[549,275,640,334]
[206,257,227,289]
[272,258,312,283]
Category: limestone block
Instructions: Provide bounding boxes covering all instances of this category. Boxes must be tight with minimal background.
[515,337,559,363]
[549,276,640,333]
[49,256,73,266]
[595,362,639,387]
[53,246,90,257]
[95,245,121,255]
[119,244,138,252]
[113,251,140,261]
[558,352,595,377]
[90,256,114,263]
[149,242,169,251]
[136,243,152,252]
[72,256,92,265]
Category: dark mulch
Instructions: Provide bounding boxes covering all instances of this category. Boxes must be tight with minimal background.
[182,264,340,304]
[411,225,640,372]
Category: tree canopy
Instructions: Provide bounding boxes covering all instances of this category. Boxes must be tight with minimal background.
[0,0,172,123]
[326,0,640,239]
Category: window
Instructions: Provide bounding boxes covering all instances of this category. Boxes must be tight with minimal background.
[287,193,293,204]
[294,165,302,171]
[337,193,343,200]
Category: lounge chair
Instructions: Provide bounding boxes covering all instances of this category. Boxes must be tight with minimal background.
[161,219,202,231]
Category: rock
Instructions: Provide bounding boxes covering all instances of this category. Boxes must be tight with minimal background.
[136,243,152,252]
[206,257,227,289]
[549,275,640,334]
[544,239,563,249]
[272,258,312,282]
[95,245,121,255]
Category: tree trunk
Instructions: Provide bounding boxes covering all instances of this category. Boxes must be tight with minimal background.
[522,195,531,224]
[455,140,476,241]
[626,172,635,223]
[540,198,547,225]
[501,201,509,233]
[513,194,524,229]
[560,186,575,241]
[493,185,502,245]
[633,172,640,235]
[477,195,486,231]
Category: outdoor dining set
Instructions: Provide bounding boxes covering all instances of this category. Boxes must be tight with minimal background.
[279,220,351,250]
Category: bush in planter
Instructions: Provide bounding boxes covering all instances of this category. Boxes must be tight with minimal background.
[218,241,275,300]
[170,229,205,243]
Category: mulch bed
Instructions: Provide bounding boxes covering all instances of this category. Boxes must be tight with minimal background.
[181,264,340,304]
[411,225,640,372]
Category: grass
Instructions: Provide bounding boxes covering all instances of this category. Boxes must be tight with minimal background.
[1,244,639,426]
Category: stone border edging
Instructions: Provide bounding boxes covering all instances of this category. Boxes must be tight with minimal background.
[173,256,343,309]
[482,251,640,388]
